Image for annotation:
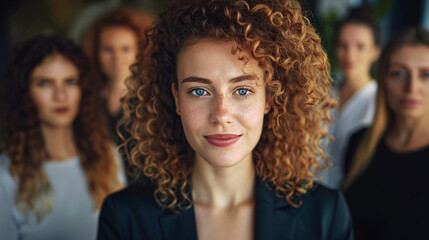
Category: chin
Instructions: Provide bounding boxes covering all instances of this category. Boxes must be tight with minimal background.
[199,152,251,169]
[43,119,75,129]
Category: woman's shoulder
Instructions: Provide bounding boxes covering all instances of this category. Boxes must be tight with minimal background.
[98,183,165,239]
[349,127,368,144]
[299,184,354,238]
[0,153,13,184]
[107,183,156,203]
[303,183,348,211]
[0,152,10,168]
[0,153,17,203]
[102,183,162,216]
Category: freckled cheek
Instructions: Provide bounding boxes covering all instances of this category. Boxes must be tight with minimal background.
[180,105,207,135]
[235,104,266,128]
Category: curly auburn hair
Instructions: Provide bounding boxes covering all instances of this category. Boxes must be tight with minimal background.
[82,7,154,89]
[122,0,335,210]
[0,36,122,220]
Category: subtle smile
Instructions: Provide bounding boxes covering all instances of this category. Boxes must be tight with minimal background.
[204,134,241,147]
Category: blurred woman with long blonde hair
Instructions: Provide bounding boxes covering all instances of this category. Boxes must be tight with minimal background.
[343,27,429,240]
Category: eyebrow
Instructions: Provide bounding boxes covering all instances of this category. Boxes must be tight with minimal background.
[31,75,78,82]
[180,74,257,84]
[389,63,410,70]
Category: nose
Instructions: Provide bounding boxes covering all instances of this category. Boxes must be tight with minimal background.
[112,51,119,64]
[53,85,67,101]
[345,47,355,62]
[209,94,233,125]
[405,72,420,93]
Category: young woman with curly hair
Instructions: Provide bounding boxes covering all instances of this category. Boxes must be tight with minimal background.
[0,36,124,240]
[343,27,429,240]
[98,0,353,239]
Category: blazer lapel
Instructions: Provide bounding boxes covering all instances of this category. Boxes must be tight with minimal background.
[254,178,298,240]
[159,206,198,240]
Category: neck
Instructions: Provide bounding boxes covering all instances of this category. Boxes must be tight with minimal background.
[104,77,128,115]
[41,125,77,161]
[106,77,128,96]
[388,115,429,149]
[341,72,372,92]
[191,155,255,209]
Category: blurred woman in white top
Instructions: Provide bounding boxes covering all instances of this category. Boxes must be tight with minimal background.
[319,5,380,188]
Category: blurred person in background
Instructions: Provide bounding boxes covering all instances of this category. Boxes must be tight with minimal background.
[97,0,353,239]
[0,36,124,240]
[319,5,380,189]
[82,8,153,184]
[82,8,153,139]
[343,27,429,240]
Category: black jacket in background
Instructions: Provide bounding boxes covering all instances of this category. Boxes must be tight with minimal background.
[97,177,354,240]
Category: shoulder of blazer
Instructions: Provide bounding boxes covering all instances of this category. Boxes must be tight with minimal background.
[301,183,343,211]
[106,183,165,218]
[271,183,348,219]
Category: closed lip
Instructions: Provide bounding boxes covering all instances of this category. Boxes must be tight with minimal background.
[342,62,353,70]
[53,107,69,113]
[401,98,419,107]
[204,134,241,147]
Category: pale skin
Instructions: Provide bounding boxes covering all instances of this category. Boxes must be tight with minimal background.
[98,26,139,114]
[29,54,82,161]
[384,45,429,152]
[172,39,270,240]
[335,23,380,109]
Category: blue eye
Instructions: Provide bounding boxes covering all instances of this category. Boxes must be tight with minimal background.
[191,88,207,96]
[236,88,250,96]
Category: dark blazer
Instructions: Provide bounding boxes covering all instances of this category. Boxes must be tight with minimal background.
[97,178,354,240]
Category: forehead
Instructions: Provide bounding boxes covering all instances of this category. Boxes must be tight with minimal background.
[99,26,137,44]
[177,39,263,82]
[338,23,374,44]
[390,45,429,67]
[31,54,78,77]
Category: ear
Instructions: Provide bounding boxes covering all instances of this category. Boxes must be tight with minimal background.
[171,83,180,115]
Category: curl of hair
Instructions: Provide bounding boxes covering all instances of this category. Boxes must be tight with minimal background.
[343,27,429,189]
[0,36,122,220]
[122,0,335,210]
[82,7,154,89]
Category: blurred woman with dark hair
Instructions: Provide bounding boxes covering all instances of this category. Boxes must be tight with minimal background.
[97,0,354,239]
[0,36,124,240]
[343,27,429,240]
[82,8,154,183]
[320,5,381,189]
[82,8,153,140]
